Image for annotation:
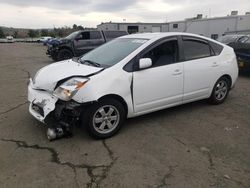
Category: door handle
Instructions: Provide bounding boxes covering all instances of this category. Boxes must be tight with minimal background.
[212,62,218,67]
[172,69,182,75]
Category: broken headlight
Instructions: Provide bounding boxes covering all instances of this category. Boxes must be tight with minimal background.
[53,77,89,101]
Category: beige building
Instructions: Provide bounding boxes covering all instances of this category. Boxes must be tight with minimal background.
[97,11,250,39]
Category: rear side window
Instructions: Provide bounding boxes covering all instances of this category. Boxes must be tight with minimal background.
[183,38,211,60]
[209,41,223,55]
[104,31,128,40]
[90,31,102,39]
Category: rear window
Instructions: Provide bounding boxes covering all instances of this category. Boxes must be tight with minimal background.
[209,41,223,55]
[104,31,128,40]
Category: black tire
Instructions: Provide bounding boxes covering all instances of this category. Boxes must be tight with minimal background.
[51,54,58,61]
[81,98,126,139]
[209,77,230,105]
[57,49,73,61]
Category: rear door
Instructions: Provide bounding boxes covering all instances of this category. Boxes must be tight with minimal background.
[181,36,220,102]
[133,37,184,114]
[73,31,105,56]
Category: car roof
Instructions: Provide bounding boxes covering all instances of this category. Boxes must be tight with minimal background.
[121,32,210,40]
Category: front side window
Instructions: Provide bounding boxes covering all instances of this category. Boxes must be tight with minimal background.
[76,32,90,40]
[142,39,178,67]
[81,38,148,67]
[183,39,211,60]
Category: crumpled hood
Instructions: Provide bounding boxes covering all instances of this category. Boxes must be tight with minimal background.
[32,59,103,91]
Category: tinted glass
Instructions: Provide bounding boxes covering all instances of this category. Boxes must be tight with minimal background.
[209,41,223,55]
[90,31,102,39]
[65,31,79,39]
[238,36,249,43]
[217,35,238,44]
[104,31,128,40]
[81,38,148,67]
[76,32,90,40]
[143,40,178,67]
[183,39,211,60]
[244,39,250,44]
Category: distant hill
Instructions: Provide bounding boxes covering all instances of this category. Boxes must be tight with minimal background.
[0,25,97,38]
[0,26,46,38]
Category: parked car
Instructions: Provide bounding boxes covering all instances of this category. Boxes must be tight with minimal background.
[46,38,60,46]
[218,35,250,72]
[217,35,243,45]
[6,36,14,43]
[228,36,250,72]
[28,32,238,140]
[39,36,52,45]
[46,30,128,61]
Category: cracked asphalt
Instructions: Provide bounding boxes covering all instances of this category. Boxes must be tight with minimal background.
[0,43,250,188]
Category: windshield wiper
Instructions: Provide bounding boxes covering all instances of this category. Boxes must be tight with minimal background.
[78,59,101,67]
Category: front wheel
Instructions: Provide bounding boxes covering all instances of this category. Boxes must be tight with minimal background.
[57,49,73,61]
[81,99,126,139]
[209,77,230,105]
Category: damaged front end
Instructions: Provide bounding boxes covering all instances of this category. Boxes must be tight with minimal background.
[28,79,85,140]
[27,59,106,140]
[28,71,93,140]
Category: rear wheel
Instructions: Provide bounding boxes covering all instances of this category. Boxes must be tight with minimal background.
[57,49,73,61]
[209,77,230,104]
[81,98,126,139]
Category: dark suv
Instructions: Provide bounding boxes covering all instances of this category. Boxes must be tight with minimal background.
[47,30,128,61]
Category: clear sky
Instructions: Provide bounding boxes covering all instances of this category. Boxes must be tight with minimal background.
[0,0,249,28]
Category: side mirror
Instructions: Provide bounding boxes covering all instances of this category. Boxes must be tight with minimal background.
[139,58,152,69]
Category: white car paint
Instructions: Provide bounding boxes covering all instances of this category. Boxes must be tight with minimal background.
[39,36,52,43]
[28,32,238,124]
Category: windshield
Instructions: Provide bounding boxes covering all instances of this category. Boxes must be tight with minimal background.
[217,35,239,44]
[65,31,79,39]
[80,38,148,67]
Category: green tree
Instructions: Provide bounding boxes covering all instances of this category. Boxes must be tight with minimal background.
[48,31,56,38]
[77,25,84,30]
[0,27,5,38]
[13,31,18,38]
[58,29,64,37]
[73,24,77,30]
[41,29,49,36]
[28,29,38,38]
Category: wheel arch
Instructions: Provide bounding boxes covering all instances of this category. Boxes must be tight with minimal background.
[58,46,74,55]
[98,94,128,117]
[220,74,232,88]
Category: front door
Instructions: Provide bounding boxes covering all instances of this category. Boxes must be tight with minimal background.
[133,38,184,114]
[73,31,105,56]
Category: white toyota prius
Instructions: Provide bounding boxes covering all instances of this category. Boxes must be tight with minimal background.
[28,32,238,139]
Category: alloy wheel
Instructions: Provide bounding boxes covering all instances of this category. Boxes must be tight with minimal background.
[215,80,228,100]
[92,105,120,134]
